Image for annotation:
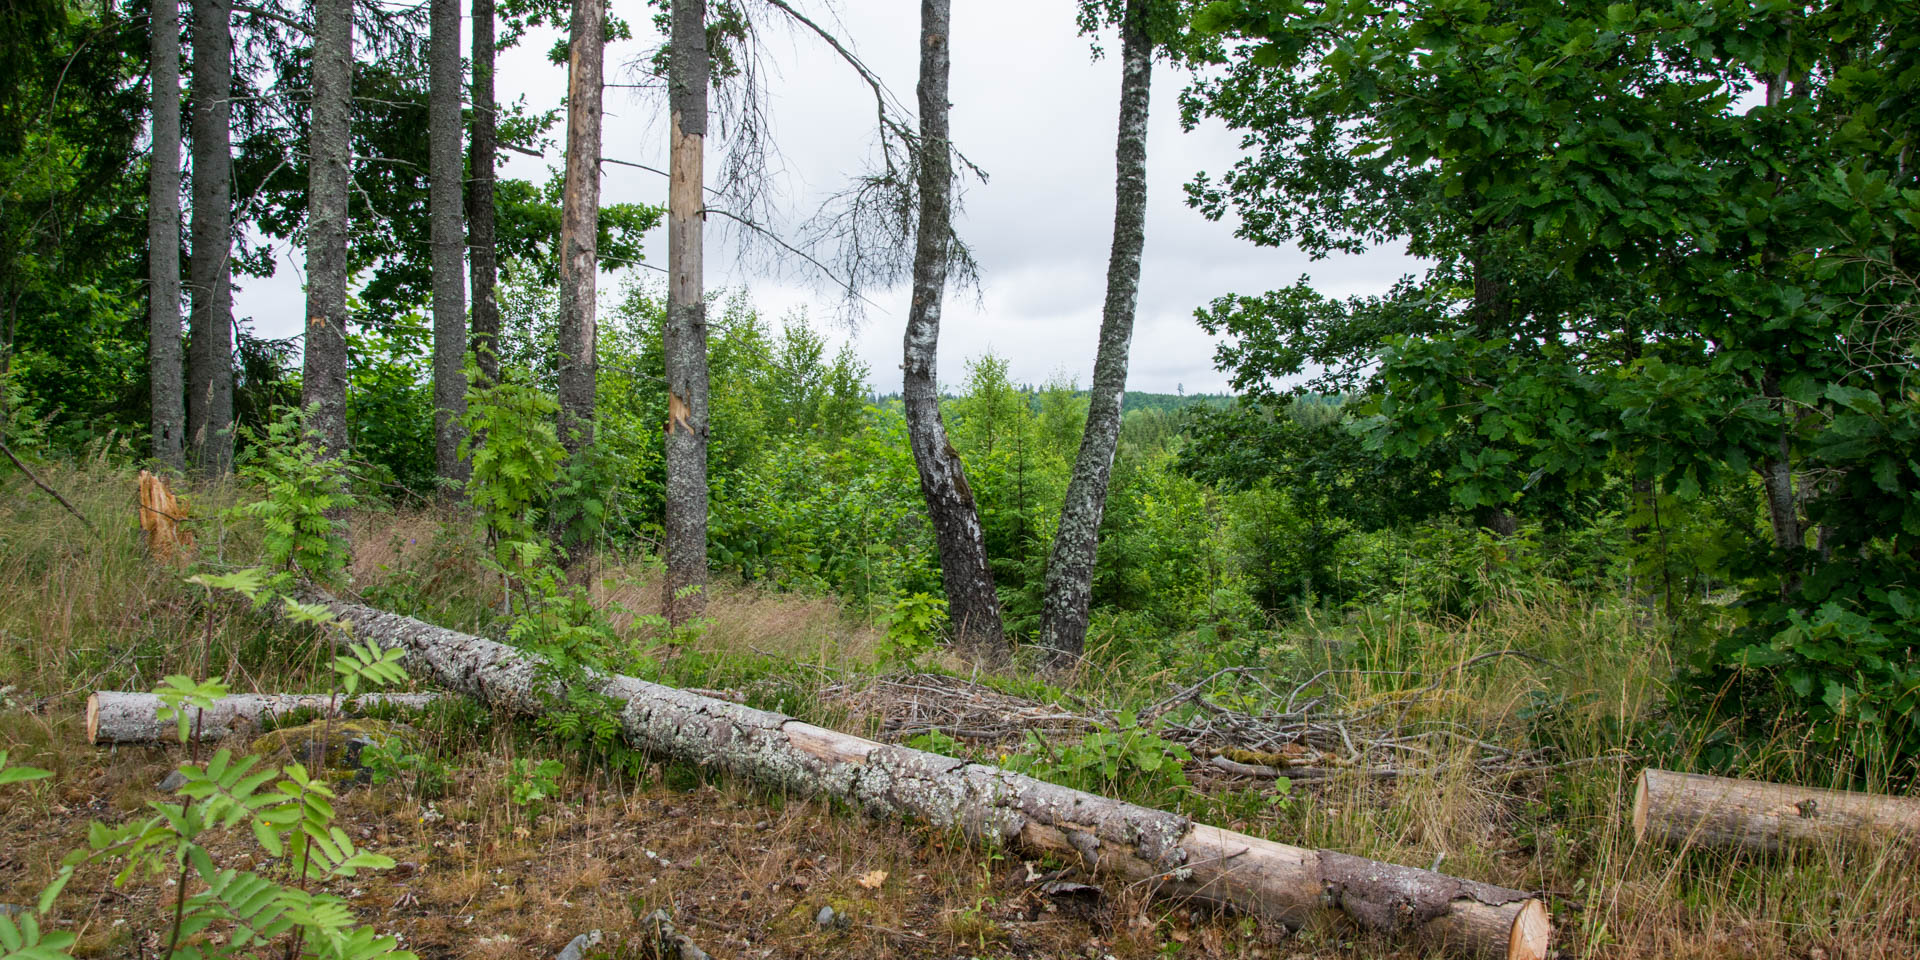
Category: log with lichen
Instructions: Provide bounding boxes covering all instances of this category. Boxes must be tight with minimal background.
[306,592,1551,960]
[86,691,439,744]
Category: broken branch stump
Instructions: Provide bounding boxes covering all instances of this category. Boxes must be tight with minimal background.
[1634,767,1920,854]
[87,691,440,744]
[310,592,1550,960]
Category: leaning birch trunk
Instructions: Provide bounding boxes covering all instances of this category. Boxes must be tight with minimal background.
[1634,768,1920,854]
[86,691,440,744]
[309,593,1550,959]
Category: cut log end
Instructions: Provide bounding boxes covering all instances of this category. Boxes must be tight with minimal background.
[85,692,101,745]
[1631,767,1651,844]
[1509,899,1551,960]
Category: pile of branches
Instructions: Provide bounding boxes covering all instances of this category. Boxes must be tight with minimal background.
[830,651,1621,788]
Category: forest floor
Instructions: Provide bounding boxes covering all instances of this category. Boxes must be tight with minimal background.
[3,460,1918,959]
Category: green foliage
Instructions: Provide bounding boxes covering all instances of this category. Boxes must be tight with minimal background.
[230,406,357,586]
[1005,714,1193,807]
[875,592,949,670]
[507,758,564,811]
[460,361,566,570]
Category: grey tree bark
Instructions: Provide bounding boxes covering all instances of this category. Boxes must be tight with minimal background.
[306,591,1552,960]
[187,0,235,474]
[148,0,186,472]
[902,0,1006,662]
[555,0,604,453]
[662,0,711,625]
[301,0,352,463]
[468,0,500,386]
[1040,0,1152,668]
[429,0,468,485]
[87,690,439,744]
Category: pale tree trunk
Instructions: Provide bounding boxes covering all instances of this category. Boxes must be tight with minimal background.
[187,0,234,474]
[903,0,1006,662]
[662,0,710,624]
[430,0,467,485]
[308,591,1552,960]
[1758,370,1803,594]
[468,0,500,386]
[1040,0,1151,668]
[87,690,439,744]
[148,0,186,472]
[555,0,604,453]
[1634,768,1920,855]
[301,0,351,462]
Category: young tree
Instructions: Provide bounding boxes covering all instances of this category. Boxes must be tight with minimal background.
[429,0,467,483]
[149,0,186,470]
[1039,0,1158,667]
[662,0,711,623]
[469,0,500,386]
[555,0,604,453]
[902,0,1006,662]
[187,0,235,473]
[301,0,352,462]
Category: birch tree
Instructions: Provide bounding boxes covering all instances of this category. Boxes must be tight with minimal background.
[149,0,186,471]
[300,0,352,462]
[1039,0,1161,667]
[902,0,1006,662]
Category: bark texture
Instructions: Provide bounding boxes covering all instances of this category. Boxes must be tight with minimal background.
[555,0,605,453]
[305,592,1550,960]
[429,0,468,484]
[86,691,439,744]
[187,0,234,474]
[468,0,500,386]
[662,0,711,624]
[301,0,351,462]
[1040,0,1151,667]
[902,0,1006,661]
[1633,768,1920,854]
[148,0,186,472]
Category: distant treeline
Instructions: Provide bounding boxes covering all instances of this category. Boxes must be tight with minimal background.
[870,389,1234,414]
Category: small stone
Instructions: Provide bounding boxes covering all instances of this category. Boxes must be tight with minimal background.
[156,769,187,792]
[814,905,836,929]
[554,929,602,960]
[0,904,29,918]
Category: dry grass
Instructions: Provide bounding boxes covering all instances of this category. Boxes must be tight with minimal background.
[3,461,1919,958]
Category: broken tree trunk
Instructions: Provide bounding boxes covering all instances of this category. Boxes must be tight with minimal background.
[86,691,440,744]
[309,593,1550,959]
[1634,768,1920,854]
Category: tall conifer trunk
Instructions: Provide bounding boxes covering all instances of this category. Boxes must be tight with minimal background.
[662,0,711,624]
[148,0,186,471]
[555,0,604,452]
[187,0,234,474]
[1040,0,1152,667]
[301,0,352,462]
[902,0,1006,662]
[468,0,500,386]
[429,0,467,483]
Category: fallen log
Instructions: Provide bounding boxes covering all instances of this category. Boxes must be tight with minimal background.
[311,592,1551,960]
[87,691,440,744]
[1634,767,1920,854]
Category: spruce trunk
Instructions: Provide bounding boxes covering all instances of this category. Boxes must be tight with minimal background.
[902,0,1006,662]
[148,0,186,471]
[468,0,500,386]
[306,592,1551,960]
[555,0,604,454]
[662,0,710,624]
[301,0,352,462]
[429,0,468,484]
[186,0,234,474]
[1040,0,1151,668]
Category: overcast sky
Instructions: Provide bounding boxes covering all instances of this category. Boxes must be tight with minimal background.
[235,0,1423,394]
